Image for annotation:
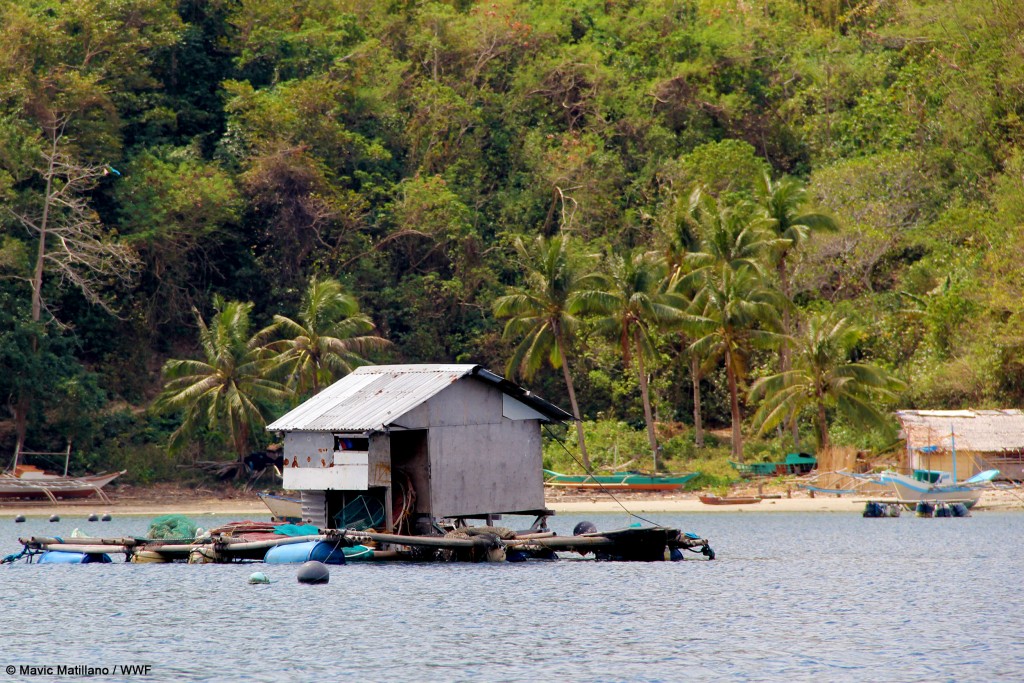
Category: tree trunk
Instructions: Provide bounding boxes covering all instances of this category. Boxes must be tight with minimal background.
[778,258,800,450]
[691,355,704,448]
[726,347,743,461]
[816,400,830,454]
[635,330,659,471]
[30,132,58,324]
[11,397,28,472]
[555,332,590,470]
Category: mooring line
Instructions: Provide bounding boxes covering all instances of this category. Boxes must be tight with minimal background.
[543,424,662,528]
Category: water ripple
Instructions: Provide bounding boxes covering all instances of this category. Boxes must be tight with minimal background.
[2,512,1023,681]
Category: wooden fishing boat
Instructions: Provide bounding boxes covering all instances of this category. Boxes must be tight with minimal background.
[730,452,816,477]
[543,470,699,491]
[257,492,303,522]
[698,495,761,505]
[0,471,125,503]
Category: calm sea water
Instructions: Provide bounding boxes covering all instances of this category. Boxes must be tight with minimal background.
[2,510,1023,682]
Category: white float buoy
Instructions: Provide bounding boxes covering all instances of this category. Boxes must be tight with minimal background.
[248,571,271,584]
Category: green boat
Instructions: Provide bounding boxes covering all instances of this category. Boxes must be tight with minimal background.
[543,470,699,491]
[729,452,816,477]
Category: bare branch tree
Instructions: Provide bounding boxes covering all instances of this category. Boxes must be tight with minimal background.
[5,114,139,472]
[8,113,139,324]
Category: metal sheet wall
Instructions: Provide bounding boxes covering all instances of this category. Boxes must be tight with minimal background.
[428,419,544,518]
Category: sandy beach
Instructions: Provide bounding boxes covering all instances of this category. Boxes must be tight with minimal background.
[1,482,1022,518]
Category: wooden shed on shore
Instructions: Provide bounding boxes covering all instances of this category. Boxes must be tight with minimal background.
[896,409,1024,480]
[266,364,572,531]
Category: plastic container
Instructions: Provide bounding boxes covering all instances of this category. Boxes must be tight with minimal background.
[38,551,112,564]
[264,541,348,565]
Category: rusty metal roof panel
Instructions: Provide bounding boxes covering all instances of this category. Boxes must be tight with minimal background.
[267,364,476,432]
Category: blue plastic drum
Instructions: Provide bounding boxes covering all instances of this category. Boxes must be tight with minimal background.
[38,551,112,564]
[263,541,348,565]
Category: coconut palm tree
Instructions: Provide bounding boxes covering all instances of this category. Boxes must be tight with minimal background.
[660,193,706,447]
[688,266,784,461]
[156,296,290,465]
[685,186,779,278]
[681,186,784,456]
[260,277,390,397]
[592,249,683,471]
[493,235,605,469]
[748,313,904,453]
[755,173,839,445]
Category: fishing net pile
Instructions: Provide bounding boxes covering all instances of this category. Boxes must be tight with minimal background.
[444,525,516,541]
[146,514,199,540]
[332,495,385,531]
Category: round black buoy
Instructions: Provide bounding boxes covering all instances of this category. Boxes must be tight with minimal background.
[87,513,99,522]
[573,520,597,536]
[100,513,112,521]
[14,515,26,523]
[297,560,329,584]
[49,514,60,522]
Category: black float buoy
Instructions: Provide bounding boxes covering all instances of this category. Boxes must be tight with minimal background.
[297,560,330,584]
[49,514,60,522]
[573,520,597,536]
[87,513,99,522]
[14,515,26,523]
[100,513,112,521]
[862,501,884,518]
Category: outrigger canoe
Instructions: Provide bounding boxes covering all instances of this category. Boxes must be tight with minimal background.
[543,470,698,491]
[0,471,124,503]
[698,495,761,505]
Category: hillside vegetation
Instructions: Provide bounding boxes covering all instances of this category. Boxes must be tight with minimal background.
[2,0,1023,479]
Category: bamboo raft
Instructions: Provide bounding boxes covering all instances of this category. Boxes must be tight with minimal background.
[6,523,715,564]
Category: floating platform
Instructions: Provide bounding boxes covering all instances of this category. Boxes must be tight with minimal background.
[860,499,971,518]
[3,520,714,565]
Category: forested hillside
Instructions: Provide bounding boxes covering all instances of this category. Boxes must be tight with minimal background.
[2,0,1023,477]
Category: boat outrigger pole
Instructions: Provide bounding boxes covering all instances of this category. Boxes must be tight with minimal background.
[950,423,957,483]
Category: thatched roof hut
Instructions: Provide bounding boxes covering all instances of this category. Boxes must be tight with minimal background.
[896,409,1024,480]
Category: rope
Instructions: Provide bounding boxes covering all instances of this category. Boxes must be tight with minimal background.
[543,423,662,528]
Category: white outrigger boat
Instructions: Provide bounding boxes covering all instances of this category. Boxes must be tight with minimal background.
[875,468,999,508]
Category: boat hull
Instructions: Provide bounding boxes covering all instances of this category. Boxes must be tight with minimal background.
[878,473,983,507]
[699,495,761,505]
[543,470,698,491]
[257,492,303,522]
[0,471,124,500]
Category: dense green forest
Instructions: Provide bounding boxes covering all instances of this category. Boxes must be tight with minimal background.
[2,0,1023,481]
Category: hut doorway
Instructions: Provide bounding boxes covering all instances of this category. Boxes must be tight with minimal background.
[391,430,430,522]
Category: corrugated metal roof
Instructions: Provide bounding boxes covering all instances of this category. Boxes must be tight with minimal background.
[267,364,474,432]
[266,364,571,432]
[896,409,1024,452]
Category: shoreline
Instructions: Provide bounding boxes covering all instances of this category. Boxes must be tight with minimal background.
[1,487,1021,518]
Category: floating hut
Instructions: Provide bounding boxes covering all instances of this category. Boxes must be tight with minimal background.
[266,364,572,532]
[3,365,715,564]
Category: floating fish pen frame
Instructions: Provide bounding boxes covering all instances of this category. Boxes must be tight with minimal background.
[861,499,972,518]
[7,521,714,565]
